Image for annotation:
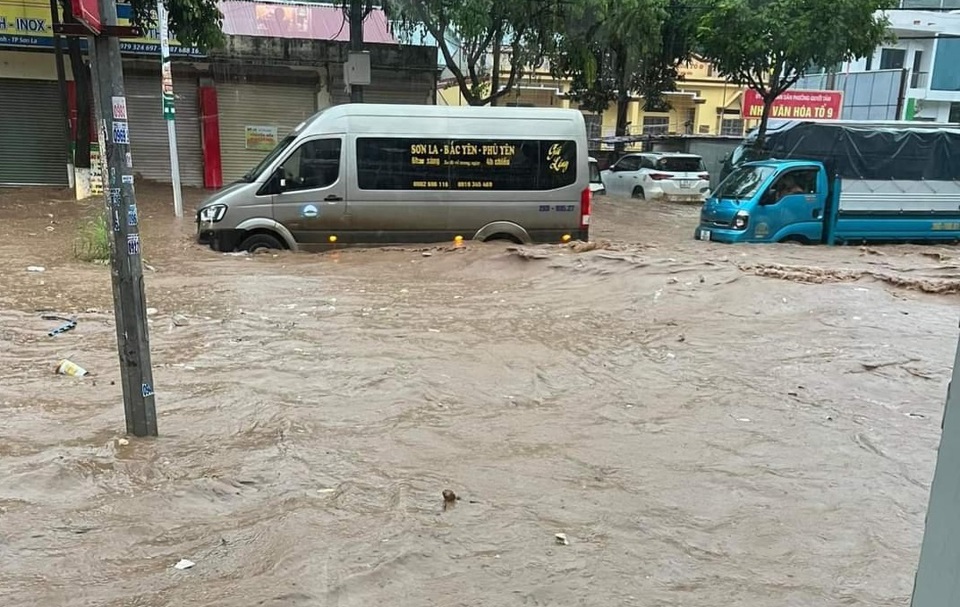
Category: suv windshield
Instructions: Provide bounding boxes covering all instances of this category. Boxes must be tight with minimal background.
[713,165,776,200]
[656,156,705,172]
[241,134,297,182]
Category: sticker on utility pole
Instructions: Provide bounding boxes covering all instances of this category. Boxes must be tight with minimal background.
[113,208,121,232]
[125,152,133,168]
[109,187,121,208]
[141,383,155,398]
[127,233,141,256]
[127,204,138,226]
[112,121,130,145]
[111,96,128,120]
[122,174,134,184]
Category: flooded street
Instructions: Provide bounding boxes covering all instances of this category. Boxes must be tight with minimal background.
[1,185,958,606]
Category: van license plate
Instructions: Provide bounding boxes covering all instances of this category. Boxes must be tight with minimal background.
[680,180,695,188]
[698,230,711,241]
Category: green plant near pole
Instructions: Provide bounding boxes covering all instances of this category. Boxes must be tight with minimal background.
[73,211,111,262]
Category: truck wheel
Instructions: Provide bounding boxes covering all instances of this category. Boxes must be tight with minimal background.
[240,232,283,253]
[632,186,646,200]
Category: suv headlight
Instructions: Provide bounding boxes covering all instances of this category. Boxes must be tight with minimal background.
[732,211,749,230]
[198,204,227,223]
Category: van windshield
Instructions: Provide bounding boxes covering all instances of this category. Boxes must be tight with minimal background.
[713,165,776,200]
[657,156,705,172]
[241,134,297,182]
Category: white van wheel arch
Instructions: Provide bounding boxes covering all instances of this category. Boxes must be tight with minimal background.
[473,221,532,245]
[234,218,299,251]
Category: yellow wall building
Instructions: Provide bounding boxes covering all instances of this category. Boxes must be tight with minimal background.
[437,56,748,142]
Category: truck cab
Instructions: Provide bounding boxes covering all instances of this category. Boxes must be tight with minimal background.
[696,160,829,244]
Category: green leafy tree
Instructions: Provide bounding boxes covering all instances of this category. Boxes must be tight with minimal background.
[697,0,896,148]
[550,0,699,151]
[58,0,224,171]
[386,0,567,106]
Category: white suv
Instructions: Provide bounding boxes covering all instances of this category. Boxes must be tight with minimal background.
[601,152,710,202]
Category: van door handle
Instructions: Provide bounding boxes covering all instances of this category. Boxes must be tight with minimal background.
[325,195,343,202]
[812,208,821,219]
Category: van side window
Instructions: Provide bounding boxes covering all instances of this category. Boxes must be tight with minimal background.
[280,138,342,192]
[356,138,577,191]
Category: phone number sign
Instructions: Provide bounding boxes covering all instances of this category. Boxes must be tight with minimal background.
[742,89,843,121]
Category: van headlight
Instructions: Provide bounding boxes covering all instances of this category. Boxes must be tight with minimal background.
[732,211,749,230]
[199,204,227,223]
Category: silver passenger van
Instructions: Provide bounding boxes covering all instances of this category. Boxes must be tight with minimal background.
[196,104,591,252]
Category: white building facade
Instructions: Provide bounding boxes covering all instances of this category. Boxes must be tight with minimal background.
[839,8,960,122]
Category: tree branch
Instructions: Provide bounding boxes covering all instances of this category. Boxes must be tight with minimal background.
[479,26,525,104]
[422,12,476,105]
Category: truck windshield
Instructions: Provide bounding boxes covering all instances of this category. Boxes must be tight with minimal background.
[241,134,297,182]
[713,165,776,200]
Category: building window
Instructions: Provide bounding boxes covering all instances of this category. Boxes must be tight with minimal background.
[642,116,669,135]
[720,119,744,137]
[880,48,906,70]
[901,0,955,7]
[950,103,960,124]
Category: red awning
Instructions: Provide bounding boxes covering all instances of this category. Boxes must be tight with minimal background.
[218,1,397,44]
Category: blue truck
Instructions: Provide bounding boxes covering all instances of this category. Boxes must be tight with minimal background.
[697,121,960,244]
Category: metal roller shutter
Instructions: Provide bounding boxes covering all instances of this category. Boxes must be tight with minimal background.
[329,68,434,106]
[217,81,316,183]
[124,73,204,187]
[0,79,68,185]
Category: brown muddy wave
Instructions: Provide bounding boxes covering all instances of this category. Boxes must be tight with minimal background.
[0,186,957,606]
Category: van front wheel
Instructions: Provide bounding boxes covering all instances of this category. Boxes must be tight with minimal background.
[239,232,284,253]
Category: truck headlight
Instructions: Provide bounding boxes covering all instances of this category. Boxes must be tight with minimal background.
[198,204,227,223]
[732,211,749,230]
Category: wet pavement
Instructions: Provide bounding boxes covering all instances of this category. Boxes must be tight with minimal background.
[1,184,958,606]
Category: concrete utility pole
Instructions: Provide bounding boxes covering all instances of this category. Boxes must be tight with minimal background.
[349,0,364,102]
[87,0,158,436]
[911,322,960,606]
[157,0,184,218]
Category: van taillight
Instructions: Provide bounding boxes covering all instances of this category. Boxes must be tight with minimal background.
[698,172,710,180]
[580,187,591,228]
[650,173,672,181]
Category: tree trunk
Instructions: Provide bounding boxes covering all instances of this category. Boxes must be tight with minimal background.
[613,48,630,155]
[754,96,773,153]
[66,36,91,169]
[754,68,781,152]
[489,27,502,106]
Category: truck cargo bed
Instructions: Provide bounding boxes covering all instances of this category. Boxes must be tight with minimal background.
[838,180,960,215]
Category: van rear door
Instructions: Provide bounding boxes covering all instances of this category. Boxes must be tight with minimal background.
[270,135,348,248]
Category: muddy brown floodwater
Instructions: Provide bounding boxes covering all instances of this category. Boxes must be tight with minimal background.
[2,184,960,606]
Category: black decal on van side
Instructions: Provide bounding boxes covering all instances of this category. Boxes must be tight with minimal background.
[356,138,577,191]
